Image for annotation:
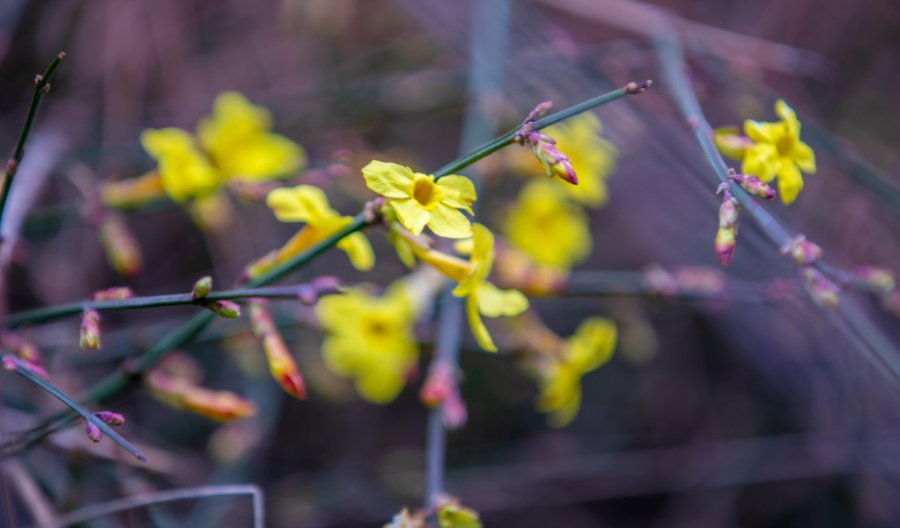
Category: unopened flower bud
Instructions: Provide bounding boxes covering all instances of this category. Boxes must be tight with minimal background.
[100,171,166,209]
[203,300,241,319]
[731,172,776,199]
[442,389,468,430]
[855,266,895,294]
[2,356,16,371]
[249,301,306,399]
[715,227,736,265]
[94,411,125,426]
[784,235,823,265]
[192,276,213,300]
[85,421,102,443]
[420,362,454,407]
[515,102,578,185]
[80,309,101,350]
[802,267,840,308]
[713,127,752,159]
[99,214,143,278]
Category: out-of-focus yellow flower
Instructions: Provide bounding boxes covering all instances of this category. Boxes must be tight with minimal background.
[362,160,476,238]
[140,128,222,203]
[316,282,418,403]
[139,92,306,203]
[453,224,529,352]
[503,180,591,271]
[537,317,617,427]
[246,185,374,278]
[197,92,305,181]
[741,100,816,204]
[546,113,617,207]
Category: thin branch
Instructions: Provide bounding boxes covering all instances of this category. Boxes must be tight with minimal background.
[2,355,145,461]
[7,281,341,328]
[0,52,65,231]
[46,484,263,528]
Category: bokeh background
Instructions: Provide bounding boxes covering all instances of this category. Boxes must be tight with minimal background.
[2,0,900,526]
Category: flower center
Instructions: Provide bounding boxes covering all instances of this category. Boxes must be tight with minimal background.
[775,134,794,158]
[412,176,439,207]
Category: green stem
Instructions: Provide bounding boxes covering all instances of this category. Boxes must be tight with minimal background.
[7,282,341,328]
[0,52,65,230]
[432,80,651,179]
[2,354,145,461]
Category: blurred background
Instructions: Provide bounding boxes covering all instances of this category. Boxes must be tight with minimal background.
[2,0,900,526]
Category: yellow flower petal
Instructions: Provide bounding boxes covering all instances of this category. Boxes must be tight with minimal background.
[792,140,816,173]
[775,99,800,138]
[426,203,472,239]
[777,162,804,204]
[743,120,780,144]
[390,198,430,235]
[357,360,406,404]
[361,160,415,199]
[221,134,305,181]
[566,317,617,372]
[337,232,375,271]
[741,144,778,181]
[475,281,529,318]
[266,185,333,224]
[140,128,222,202]
[466,294,496,352]
[436,175,476,213]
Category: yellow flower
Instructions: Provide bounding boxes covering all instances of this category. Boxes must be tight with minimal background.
[247,185,374,277]
[316,283,418,403]
[453,224,529,352]
[537,317,617,427]
[140,128,222,202]
[546,113,617,207]
[503,180,591,270]
[197,92,305,181]
[742,100,816,204]
[362,160,476,238]
[140,92,306,203]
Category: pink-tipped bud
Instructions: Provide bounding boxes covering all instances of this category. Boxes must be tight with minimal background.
[99,214,143,279]
[718,196,740,229]
[94,411,125,426]
[420,362,454,407]
[855,266,896,294]
[731,173,776,199]
[715,228,736,265]
[514,104,578,186]
[192,276,213,300]
[80,309,101,350]
[85,421,102,443]
[2,356,16,371]
[203,300,241,319]
[783,235,823,266]
[442,388,468,430]
[802,267,840,308]
[92,287,134,301]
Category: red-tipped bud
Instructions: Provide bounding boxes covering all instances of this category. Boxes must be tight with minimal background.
[731,173,776,199]
[515,103,578,186]
[783,235,823,265]
[715,228,736,265]
[192,276,213,300]
[99,213,143,278]
[420,362,454,407]
[80,309,101,350]
[85,421,102,443]
[249,301,306,399]
[94,411,125,426]
[203,300,241,319]
[802,267,840,308]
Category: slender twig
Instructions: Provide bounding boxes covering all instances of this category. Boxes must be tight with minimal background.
[432,80,650,180]
[561,270,780,303]
[7,282,341,328]
[46,484,263,528]
[0,52,65,231]
[2,355,145,461]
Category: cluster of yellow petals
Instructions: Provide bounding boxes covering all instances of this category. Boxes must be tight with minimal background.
[503,180,591,271]
[140,92,306,203]
[536,317,617,427]
[316,282,419,403]
[246,185,374,278]
[362,161,476,239]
